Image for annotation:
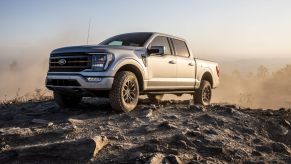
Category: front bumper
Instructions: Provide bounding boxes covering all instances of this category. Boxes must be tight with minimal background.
[46,73,114,90]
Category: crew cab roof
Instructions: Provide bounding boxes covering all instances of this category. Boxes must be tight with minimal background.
[121,32,186,42]
[151,32,186,42]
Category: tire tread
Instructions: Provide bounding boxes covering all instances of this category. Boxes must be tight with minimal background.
[109,71,138,112]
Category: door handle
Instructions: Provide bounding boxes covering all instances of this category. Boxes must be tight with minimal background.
[169,60,176,64]
[189,62,195,66]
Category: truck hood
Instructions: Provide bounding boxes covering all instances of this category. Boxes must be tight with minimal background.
[51,45,145,55]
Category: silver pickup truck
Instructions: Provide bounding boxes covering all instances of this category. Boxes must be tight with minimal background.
[46,32,219,112]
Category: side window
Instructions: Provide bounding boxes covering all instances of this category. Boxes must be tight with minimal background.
[172,39,190,57]
[150,36,172,55]
[108,41,123,46]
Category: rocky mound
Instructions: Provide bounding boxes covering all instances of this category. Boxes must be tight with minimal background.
[0,99,290,163]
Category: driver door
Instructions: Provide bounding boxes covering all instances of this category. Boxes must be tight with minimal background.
[146,36,177,90]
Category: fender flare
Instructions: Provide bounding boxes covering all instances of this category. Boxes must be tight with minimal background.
[197,67,214,88]
[112,58,147,90]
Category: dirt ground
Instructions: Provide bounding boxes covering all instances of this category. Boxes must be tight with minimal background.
[0,98,290,163]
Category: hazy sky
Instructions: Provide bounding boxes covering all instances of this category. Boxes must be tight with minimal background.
[0,0,291,59]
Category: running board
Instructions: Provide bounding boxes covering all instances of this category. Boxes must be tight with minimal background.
[140,90,194,95]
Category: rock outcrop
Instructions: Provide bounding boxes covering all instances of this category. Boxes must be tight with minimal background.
[0,99,290,163]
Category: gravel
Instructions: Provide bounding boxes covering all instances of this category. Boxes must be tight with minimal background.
[0,98,290,163]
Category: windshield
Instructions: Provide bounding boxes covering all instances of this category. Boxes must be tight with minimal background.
[99,33,153,47]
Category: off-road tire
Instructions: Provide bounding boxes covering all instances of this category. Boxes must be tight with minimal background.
[194,80,212,106]
[109,71,139,112]
[147,94,164,103]
[53,92,82,108]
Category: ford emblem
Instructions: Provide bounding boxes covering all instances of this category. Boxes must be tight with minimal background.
[58,59,67,65]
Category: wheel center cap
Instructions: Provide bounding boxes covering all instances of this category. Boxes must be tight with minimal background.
[126,90,130,95]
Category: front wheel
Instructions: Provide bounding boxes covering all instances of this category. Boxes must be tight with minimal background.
[194,80,212,106]
[53,92,82,108]
[109,71,139,112]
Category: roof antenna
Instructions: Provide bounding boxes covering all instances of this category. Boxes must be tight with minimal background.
[86,18,92,45]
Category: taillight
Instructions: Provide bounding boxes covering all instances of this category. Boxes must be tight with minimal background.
[216,65,220,77]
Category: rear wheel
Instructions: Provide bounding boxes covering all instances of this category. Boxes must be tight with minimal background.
[53,92,82,108]
[109,71,139,112]
[194,80,212,106]
[147,94,164,103]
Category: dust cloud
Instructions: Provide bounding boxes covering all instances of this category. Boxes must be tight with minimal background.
[212,65,291,109]
[0,30,85,101]
[0,59,49,101]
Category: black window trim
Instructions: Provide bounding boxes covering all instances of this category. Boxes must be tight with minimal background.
[171,38,191,58]
[168,38,175,56]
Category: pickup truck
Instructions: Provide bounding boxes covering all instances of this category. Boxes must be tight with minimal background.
[46,32,219,112]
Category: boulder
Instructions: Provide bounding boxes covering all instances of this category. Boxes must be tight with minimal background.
[0,136,109,162]
[31,119,53,126]
[68,118,84,124]
[146,153,165,164]
[164,154,183,164]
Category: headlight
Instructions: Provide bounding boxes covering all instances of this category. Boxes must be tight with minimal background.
[90,53,114,71]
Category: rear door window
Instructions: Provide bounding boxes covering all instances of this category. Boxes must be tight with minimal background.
[172,39,190,57]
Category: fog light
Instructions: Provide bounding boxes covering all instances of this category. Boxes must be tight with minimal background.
[86,77,102,82]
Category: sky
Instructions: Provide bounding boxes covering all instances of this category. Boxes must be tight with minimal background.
[0,0,291,60]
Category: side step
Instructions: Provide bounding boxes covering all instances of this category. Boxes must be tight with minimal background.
[140,90,194,95]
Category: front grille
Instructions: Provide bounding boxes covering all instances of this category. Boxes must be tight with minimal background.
[49,55,91,72]
[46,79,81,86]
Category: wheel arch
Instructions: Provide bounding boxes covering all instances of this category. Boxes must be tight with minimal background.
[201,71,213,88]
[114,60,145,91]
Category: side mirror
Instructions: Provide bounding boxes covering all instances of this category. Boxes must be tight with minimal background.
[148,46,165,55]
